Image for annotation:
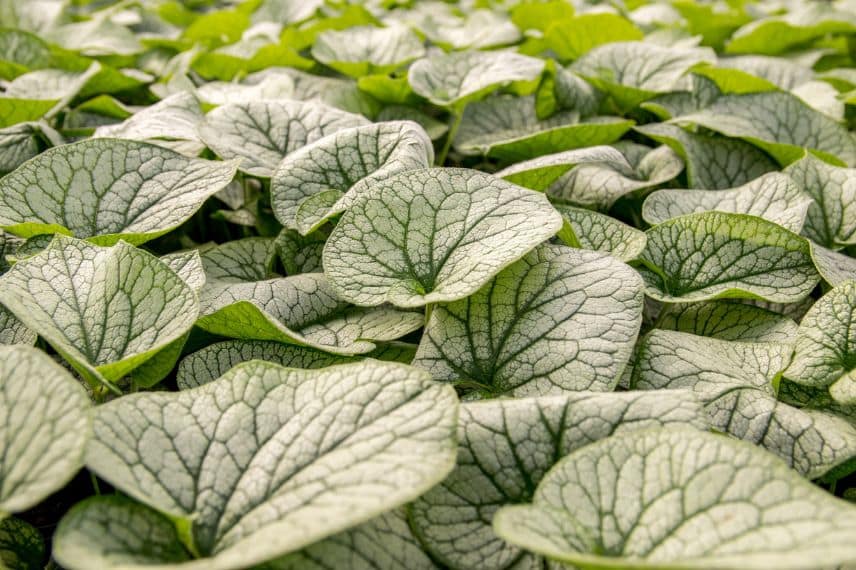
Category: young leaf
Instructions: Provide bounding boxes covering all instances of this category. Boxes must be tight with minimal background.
[271,121,434,235]
[413,244,643,396]
[323,168,562,308]
[639,212,819,303]
[0,236,198,389]
[553,205,647,261]
[786,281,856,404]
[408,51,544,109]
[197,273,423,354]
[0,345,90,515]
[642,172,812,232]
[784,154,856,248]
[77,360,458,569]
[312,25,425,77]
[0,138,238,245]
[410,391,707,570]
[198,100,370,177]
[493,427,856,569]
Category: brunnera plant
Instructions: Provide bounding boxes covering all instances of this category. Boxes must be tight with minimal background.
[1,1,856,569]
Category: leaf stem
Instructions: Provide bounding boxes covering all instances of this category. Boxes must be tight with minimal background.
[436,107,464,166]
[90,472,101,496]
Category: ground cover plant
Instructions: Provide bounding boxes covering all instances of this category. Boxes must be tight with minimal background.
[3,0,856,568]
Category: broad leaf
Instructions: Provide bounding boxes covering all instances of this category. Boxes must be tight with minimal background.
[198,100,369,177]
[642,172,812,232]
[671,92,856,166]
[0,236,198,389]
[544,13,643,61]
[639,212,819,303]
[195,74,296,105]
[784,154,856,248]
[493,427,856,569]
[323,168,562,308]
[275,229,324,275]
[655,301,799,342]
[0,345,90,515]
[271,121,433,235]
[786,281,856,404]
[73,360,457,569]
[411,391,707,570]
[495,146,629,191]
[553,205,647,261]
[197,273,423,355]
[726,4,856,55]
[0,121,61,176]
[0,517,44,570]
[408,50,544,109]
[161,251,207,293]
[0,304,36,346]
[0,138,238,245]
[413,244,643,396]
[810,242,856,287]
[312,25,425,77]
[175,339,416,389]
[635,123,778,189]
[199,238,277,283]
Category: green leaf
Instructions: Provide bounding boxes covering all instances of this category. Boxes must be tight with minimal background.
[571,42,715,111]
[671,91,856,166]
[726,4,856,55]
[312,25,425,77]
[271,121,433,235]
[810,242,856,287]
[493,427,856,569]
[0,98,56,128]
[511,0,575,32]
[639,212,819,303]
[544,13,643,61]
[455,96,633,162]
[495,146,630,191]
[553,204,647,261]
[655,301,799,342]
[548,144,683,210]
[0,517,44,570]
[635,123,778,189]
[199,100,370,177]
[0,236,198,389]
[0,138,238,245]
[786,281,856,404]
[642,172,812,232]
[323,168,562,308]
[0,29,50,80]
[672,1,751,50]
[175,339,417,390]
[785,153,856,248]
[0,345,90,515]
[197,273,423,355]
[413,244,643,396]
[411,391,707,570]
[408,50,544,109]
[74,360,458,569]
[551,66,604,117]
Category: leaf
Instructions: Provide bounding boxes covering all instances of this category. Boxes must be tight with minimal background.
[410,391,707,570]
[639,212,819,303]
[548,145,683,210]
[493,427,856,569]
[642,172,812,232]
[671,92,856,167]
[413,244,643,396]
[810,242,856,287]
[199,238,277,283]
[175,339,416,389]
[784,153,856,248]
[271,121,433,235]
[407,7,520,51]
[553,205,647,261]
[0,345,90,515]
[0,517,44,570]
[0,304,36,346]
[161,250,207,293]
[0,121,60,176]
[0,29,51,80]
[74,360,458,569]
[786,281,856,404]
[0,236,198,389]
[92,92,205,156]
[495,146,630,191]
[195,74,295,105]
[312,25,425,77]
[198,100,370,177]
[544,13,643,61]
[635,123,778,189]
[655,301,799,342]
[197,273,423,355]
[550,65,604,118]
[726,4,856,55]
[323,168,562,308]
[408,50,544,109]
[571,42,715,111]
[275,229,325,275]
[0,138,239,245]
